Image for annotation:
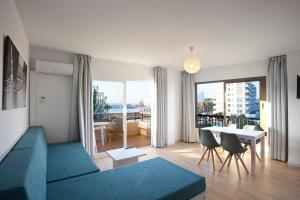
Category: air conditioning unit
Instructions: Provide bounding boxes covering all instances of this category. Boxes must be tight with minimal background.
[36,60,73,75]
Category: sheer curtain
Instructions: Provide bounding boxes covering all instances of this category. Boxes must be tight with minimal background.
[68,54,94,156]
[152,66,168,148]
[181,71,197,142]
[267,55,288,161]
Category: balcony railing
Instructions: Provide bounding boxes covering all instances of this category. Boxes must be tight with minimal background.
[94,112,151,123]
[196,114,260,129]
[196,114,225,128]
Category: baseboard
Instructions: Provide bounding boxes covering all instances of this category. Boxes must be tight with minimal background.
[288,162,300,167]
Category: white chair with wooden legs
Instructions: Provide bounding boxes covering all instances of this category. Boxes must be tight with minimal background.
[198,129,223,171]
[219,133,249,179]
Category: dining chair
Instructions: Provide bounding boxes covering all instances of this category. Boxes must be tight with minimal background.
[219,133,249,179]
[241,125,261,161]
[198,129,223,171]
[105,119,117,143]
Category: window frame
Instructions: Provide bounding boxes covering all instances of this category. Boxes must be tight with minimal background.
[194,76,266,128]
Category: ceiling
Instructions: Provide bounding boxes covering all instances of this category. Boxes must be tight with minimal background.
[15,0,300,69]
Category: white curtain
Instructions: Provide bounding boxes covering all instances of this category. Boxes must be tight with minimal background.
[68,54,94,156]
[267,55,288,161]
[152,66,168,148]
[181,71,197,142]
[68,55,79,142]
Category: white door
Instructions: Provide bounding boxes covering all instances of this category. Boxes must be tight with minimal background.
[36,73,72,143]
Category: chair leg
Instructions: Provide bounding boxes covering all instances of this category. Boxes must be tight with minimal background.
[207,149,211,161]
[234,154,241,180]
[227,154,233,167]
[237,154,249,174]
[256,152,261,161]
[211,149,215,171]
[213,148,223,163]
[198,148,209,165]
[219,153,231,172]
[242,144,248,157]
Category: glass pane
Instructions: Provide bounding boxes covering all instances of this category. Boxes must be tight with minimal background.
[225,81,260,129]
[126,81,152,148]
[93,81,124,152]
[196,82,224,127]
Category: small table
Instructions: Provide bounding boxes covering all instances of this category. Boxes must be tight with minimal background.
[94,122,110,146]
[106,147,146,168]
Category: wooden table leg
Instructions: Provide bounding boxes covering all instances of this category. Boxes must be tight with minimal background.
[260,136,265,167]
[250,138,256,176]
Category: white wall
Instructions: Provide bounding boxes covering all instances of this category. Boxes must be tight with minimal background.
[92,58,153,81]
[0,0,30,161]
[29,46,74,143]
[287,50,300,166]
[35,73,72,143]
[30,45,74,69]
[194,60,268,82]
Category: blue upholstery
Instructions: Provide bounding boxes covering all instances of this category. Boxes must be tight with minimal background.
[47,157,206,200]
[47,142,99,183]
[1,126,206,200]
[13,126,48,174]
[0,149,46,200]
[13,126,47,151]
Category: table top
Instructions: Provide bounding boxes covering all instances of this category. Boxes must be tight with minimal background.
[202,126,265,140]
[94,121,110,126]
[106,147,146,161]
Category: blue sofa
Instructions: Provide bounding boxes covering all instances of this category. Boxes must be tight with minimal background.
[0,126,206,200]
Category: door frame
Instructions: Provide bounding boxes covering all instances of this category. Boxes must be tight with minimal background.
[93,80,127,158]
[93,78,154,158]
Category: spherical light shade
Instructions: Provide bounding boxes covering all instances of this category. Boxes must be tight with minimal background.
[184,56,201,73]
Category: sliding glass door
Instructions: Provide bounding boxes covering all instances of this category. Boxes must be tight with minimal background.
[93,80,152,153]
[126,81,152,148]
[93,81,124,153]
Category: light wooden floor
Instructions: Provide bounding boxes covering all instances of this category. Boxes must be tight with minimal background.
[94,142,300,200]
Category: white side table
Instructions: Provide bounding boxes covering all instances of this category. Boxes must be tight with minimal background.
[106,147,146,168]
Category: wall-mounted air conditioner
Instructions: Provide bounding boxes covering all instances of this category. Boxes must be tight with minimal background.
[36,60,73,76]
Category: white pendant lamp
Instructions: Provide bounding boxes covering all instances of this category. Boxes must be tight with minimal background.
[184,46,201,73]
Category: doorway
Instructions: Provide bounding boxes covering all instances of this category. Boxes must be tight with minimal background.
[93,80,152,153]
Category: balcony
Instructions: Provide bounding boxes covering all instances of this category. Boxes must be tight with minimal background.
[94,112,151,153]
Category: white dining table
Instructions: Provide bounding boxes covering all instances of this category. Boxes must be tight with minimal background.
[94,121,110,146]
[201,126,265,176]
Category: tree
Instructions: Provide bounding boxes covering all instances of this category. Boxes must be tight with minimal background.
[93,86,109,114]
[197,98,216,114]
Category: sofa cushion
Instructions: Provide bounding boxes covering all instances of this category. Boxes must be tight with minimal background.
[47,157,206,200]
[13,126,48,174]
[47,142,99,183]
[13,126,47,151]
[0,149,46,200]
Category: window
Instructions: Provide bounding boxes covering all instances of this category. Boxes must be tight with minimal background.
[195,77,266,128]
[196,82,224,116]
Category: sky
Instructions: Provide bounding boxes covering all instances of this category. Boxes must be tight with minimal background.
[93,80,153,105]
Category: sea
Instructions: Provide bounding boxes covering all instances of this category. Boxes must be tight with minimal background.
[108,107,140,113]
